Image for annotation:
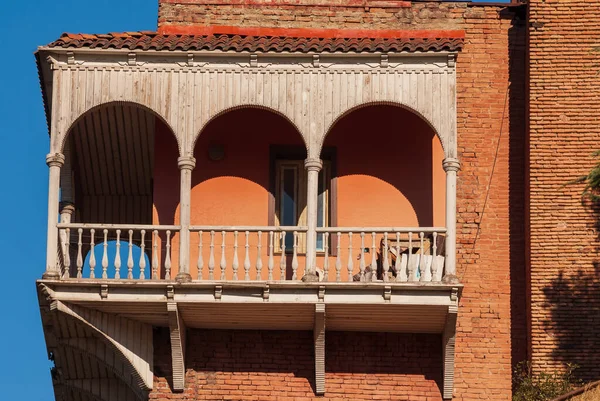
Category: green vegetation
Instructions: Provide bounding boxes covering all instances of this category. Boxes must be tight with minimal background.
[513,362,581,401]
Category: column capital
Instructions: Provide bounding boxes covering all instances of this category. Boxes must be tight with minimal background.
[177,156,196,171]
[304,158,323,172]
[59,202,76,215]
[46,153,65,168]
[442,158,461,173]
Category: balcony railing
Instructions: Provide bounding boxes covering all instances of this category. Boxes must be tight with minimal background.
[56,223,447,283]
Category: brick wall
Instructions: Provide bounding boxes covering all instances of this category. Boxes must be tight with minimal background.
[528,0,600,380]
[152,328,444,400]
[152,1,528,399]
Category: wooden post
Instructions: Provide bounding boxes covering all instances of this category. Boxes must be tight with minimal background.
[176,156,196,283]
[44,153,65,279]
[303,158,323,282]
[443,158,460,283]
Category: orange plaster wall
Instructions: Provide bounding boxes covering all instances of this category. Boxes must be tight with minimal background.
[324,105,445,228]
[153,106,445,279]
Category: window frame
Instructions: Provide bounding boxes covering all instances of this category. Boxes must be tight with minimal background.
[268,145,337,255]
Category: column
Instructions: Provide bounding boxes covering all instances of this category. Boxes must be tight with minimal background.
[44,153,65,279]
[303,158,323,282]
[59,202,75,278]
[442,158,460,283]
[175,156,196,283]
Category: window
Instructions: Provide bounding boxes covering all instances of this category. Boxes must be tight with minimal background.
[272,159,332,253]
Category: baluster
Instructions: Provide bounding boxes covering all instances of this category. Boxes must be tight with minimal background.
[244,231,251,281]
[127,230,134,279]
[63,228,71,278]
[292,231,299,280]
[335,232,342,282]
[139,230,147,280]
[347,232,353,282]
[197,231,204,280]
[208,231,215,280]
[114,230,121,279]
[280,231,287,280]
[382,232,389,283]
[164,230,171,280]
[371,232,378,282]
[76,228,83,279]
[220,231,227,280]
[101,229,109,279]
[89,229,96,279]
[151,230,158,280]
[431,232,438,282]
[359,232,366,281]
[396,232,407,282]
[232,231,239,281]
[419,232,426,282]
[257,231,264,280]
[323,233,329,281]
[407,232,416,282]
[266,231,273,281]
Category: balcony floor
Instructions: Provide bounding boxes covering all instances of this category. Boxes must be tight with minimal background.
[39,279,460,333]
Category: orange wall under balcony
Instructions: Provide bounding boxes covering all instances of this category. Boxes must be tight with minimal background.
[153,106,445,278]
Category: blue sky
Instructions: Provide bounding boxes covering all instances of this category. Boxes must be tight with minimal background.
[0,1,156,399]
[0,0,505,399]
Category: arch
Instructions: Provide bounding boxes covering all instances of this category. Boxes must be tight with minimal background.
[319,101,446,159]
[59,100,181,156]
[192,104,308,153]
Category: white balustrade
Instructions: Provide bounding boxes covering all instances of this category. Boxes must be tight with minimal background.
[315,227,447,283]
[190,226,306,281]
[56,223,178,280]
[56,223,446,284]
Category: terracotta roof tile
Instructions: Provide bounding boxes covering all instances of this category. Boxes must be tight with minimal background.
[46,32,463,53]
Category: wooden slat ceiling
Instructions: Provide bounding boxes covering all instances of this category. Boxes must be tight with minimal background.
[70,103,155,198]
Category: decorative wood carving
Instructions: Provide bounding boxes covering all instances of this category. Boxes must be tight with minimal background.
[167,301,187,392]
[442,288,459,400]
[314,303,326,395]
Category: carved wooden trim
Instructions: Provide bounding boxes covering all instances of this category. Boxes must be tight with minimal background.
[314,303,326,395]
[58,337,146,400]
[442,289,459,400]
[52,301,154,391]
[168,301,187,392]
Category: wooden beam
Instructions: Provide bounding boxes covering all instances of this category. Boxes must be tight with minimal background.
[168,301,187,392]
[314,303,326,395]
[442,288,459,400]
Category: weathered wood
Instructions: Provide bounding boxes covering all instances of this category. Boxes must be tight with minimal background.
[167,301,186,392]
[442,289,459,400]
[314,303,326,395]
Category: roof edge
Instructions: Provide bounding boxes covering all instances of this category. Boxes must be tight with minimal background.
[157,25,466,39]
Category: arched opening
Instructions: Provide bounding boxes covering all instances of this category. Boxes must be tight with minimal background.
[163,107,307,279]
[60,102,179,279]
[323,104,445,228]
[318,104,446,282]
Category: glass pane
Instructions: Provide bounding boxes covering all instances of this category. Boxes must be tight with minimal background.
[281,167,296,251]
[316,170,325,251]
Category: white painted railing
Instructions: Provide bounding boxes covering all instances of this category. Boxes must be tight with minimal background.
[315,227,447,283]
[189,226,308,281]
[57,223,179,280]
[55,223,447,283]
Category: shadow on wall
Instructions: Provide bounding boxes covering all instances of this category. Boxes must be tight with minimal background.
[153,328,443,397]
[324,105,445,228]
[541,202,600,382]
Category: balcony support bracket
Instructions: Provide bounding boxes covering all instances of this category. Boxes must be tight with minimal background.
[442,287,459,400]
[314,303,326,395]
[168,300,187,392]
